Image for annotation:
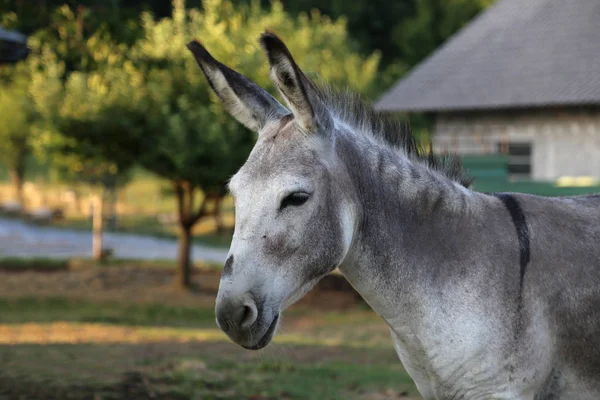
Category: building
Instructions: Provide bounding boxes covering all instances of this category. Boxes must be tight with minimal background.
[0,27,29,64]
[375,0,600,183]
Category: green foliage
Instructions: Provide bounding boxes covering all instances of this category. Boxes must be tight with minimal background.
[256,0,491,67]
[50,0,381,205]
[243,0,493,139]
[392,0,493,67]
[122,0,381,190]
[21,12,135,187]
[0,1,147,44]
[0,45,64,192]
[54,58,142,186]
[1,0,496,212]
[29,4,140,74]
[256,0,414,66]
[0,69,32,174]
[37,0,382,286]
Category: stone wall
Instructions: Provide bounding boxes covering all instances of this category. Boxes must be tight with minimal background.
[433,108,600,180]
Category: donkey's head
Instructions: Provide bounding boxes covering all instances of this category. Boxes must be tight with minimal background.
[187,33,356,349]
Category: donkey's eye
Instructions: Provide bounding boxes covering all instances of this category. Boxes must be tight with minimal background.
[280,192,310,210]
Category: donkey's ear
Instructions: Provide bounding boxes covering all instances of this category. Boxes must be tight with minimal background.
[259,32,320,133]
[187,40,290,133]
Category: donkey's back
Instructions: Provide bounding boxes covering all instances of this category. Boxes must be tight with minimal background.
[515,193,600,398]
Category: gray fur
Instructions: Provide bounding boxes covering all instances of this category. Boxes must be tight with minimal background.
[310,83,473,187]
[187,33,600,400]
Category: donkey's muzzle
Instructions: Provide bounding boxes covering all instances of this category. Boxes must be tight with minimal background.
[215,295,279,350]
[216,298,258,336]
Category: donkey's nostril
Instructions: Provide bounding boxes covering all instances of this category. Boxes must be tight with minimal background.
[240,302,258,330]
[216,299,259,335]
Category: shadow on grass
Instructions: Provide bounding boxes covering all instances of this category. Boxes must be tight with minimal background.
[0,341,418,400]
[0,258,69,272]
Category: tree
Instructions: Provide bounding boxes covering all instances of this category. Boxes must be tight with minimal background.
[2,0,494,281]
[70,0,380,288]
[391,0,493,68]
[0,72,32,206]
[53,52,139,260]
[26,24,136,261]
[136,0,382,288]
[0,44,63,207]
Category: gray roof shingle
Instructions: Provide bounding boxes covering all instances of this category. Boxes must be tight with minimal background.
[374,0,600,112]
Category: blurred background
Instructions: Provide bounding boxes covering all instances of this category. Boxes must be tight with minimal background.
[0,0,598,398]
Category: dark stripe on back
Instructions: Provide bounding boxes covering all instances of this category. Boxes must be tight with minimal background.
[492,193,530,292]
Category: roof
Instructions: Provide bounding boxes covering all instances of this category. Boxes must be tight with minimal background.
[374,0,600,112]
[0,27,29,63]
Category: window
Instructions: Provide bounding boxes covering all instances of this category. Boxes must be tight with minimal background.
[498,142,532,180]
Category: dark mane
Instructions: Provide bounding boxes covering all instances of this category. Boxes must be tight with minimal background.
[313,83,473,188]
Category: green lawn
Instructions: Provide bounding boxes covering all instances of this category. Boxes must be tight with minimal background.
[0,297,216,327]
[0,291,419,399]
[0,257,70,272]
[0,343,415,400]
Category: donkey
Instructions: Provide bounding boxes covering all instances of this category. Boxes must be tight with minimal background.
[187,33,600,399]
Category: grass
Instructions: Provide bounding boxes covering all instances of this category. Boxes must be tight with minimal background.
[0,294,418,399]
[181,359,415,400]
[0,297,387,347]
[0,344,417,399]
[0,257,69,272]
[0,252,418,399]
[0,297,217,327]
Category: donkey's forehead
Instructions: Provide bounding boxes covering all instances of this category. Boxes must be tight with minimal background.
[229,119,325,193]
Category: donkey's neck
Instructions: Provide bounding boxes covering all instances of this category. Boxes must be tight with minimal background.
[334,131,490,324]
[333,130,532,397]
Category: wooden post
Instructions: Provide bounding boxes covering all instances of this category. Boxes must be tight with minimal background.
[92,192,104,261]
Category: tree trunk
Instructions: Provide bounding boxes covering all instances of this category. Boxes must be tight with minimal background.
[9,167,24,208]
[174,182,193,289]
[176,223,192,289]
[173,181,207,290]
[92,192,104,261]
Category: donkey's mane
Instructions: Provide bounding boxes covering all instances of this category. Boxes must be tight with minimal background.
[314,82,473,188]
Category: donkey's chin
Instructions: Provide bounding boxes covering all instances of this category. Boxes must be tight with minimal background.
[241,313,280,350]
